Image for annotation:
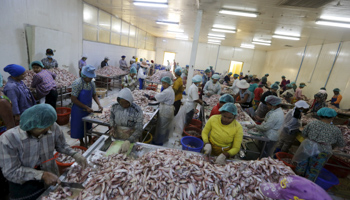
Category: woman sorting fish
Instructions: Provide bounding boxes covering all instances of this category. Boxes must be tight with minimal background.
[159,65,174,91]
[0,104,87,200]
[137,61,149,90]
[293,108,345,181]
[145,77,175,145]
[247,95,284,157]
[70,65,103,146]
[172,68,184,116]
[174,75,203,134]
[254,83,279,121]
[109,88,143,153]
[234,80,254,116]
[203,74,221,97]
[202,103,243,164]
[123,67,138,91]
[209,94,235,117]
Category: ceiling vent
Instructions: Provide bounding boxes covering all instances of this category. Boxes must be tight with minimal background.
[285,45,293,47]
[280,0,333,8]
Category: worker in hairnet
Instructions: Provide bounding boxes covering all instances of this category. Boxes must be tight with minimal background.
[181,65,189,85]
[280,75,289,92]
[329,88,342,108]
[101,57,109,68]
[293,107,345,182]
[0,104,87,200]
[3,64,36,124]
[294,83,307,102]
[209,66,215,77]
[130,58,137,69]
[159,65,174,91]
[309,92,327,115]
[255,83,279,120]
[202,103,243,164]
[274,81,281,97]
[70,65,103,146]
[78,54,87,76]
[230,73,240,95]
[248,95,284,157]
[119,55,128,71]
[209,94,235,117]
[275,100,309,153]
[234,80,254,116]
[137,61,149,89]
[145,77,175,145]
[202,69,211,87]
[41,48,58,69]
[123,67,138,91]
[261,73,269,86]
[281,84,295,103]
[224,72,232,85]
[173,68,184,116]
[291,81,297,91]
[203,74,221,97]
[109,88,144,154]
[174,75,203,134]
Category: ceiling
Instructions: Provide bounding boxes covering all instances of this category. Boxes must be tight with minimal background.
[84,0,350,51]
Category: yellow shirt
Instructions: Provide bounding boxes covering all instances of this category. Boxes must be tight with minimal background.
[173,77,184,102]
[202,115,243,156]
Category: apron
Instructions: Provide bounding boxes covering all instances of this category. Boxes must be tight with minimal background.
[209,138,232,156]
[113,126,135,140]
[70,83,93,139]
[9,180,45,200]
[153,103,174,145]
[124,76,136,91]
[331,97,339,108]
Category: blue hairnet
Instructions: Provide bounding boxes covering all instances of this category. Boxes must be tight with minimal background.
[219,94,235,103]
[161,76,172,85]
[320,87,326,90]
[81,65,96,78]
[333,88,340,92]
[286,84,292,88]
[317,107,337,118]
[4,64,26,77]
[192,75,202,83]
[130,67,137,74]
[219,103,237,115]
[30,61,44,70]
[175,68,182,76]
[275,81,280,85]
[20,104,57,131]
[0,73,3,87]
[270,84,279,90]
[265,73,269,76]
[186,65,189,67]
[233,74,239,78]
[291,82,296,84]
[228,72,233,75]
[282,75,286,78]
[299,82,306,87]
[265,95,282,106]
[204,69,211,73]
[212,74,220,79]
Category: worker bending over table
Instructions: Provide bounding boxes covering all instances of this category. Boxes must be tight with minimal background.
[173,68,184,116]
[203,74,221,97]
[123,67,138,91]
[109,88,144,154]
[202,103,243,165]
[210,94,235,117]
[0,104,87,200]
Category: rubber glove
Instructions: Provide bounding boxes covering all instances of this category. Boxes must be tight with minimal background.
[215,153,226,165]
[203,143,212,155]
[119,140,131,154]
[73,153,87,169]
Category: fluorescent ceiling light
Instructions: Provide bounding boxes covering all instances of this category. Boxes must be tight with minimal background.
[208,39,221,43]
[253,38,271,43]
[219,9,259,18]
[208,33,225,38]
[252,41,271,46]
[212,28,236,33]
[167,29,184,33]
[134,0,168,8]
[135,0,167,2]
[316,19,350,28]
[156,20,179,25]
[272,34,300,40]
[241,44,255,49]
[208,36,225,40]
[208,42,221,45]
[176,35,188,40]
[213,24,236,30]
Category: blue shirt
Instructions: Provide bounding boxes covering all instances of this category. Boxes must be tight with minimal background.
[3,77,36,115]
[202,74,210,85]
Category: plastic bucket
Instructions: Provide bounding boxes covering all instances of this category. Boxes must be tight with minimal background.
[276,152,296,171]
[55,146,87,175]
[189,119,202,129]
[96,88,107,98]
[181,136,204,152]
[183,126,202,139]
[56,107,71,125]
[142,131,153,144]
[315,168,339,191]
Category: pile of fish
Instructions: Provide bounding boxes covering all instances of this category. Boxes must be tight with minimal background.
[328,104,350,115]
[203,94,221,107]
[235,104,251,122]
[146,70,163,83]
[186,130,201,137]
[23,68,77,88]
[301,115,317,125]
[42,186,72,200]
[335,125,350,156]
[142,106,154,113]
[56,149,294,199]
[56,148,86,164]
[96,66,128,77]
[221,85,233,94]
[132,89,157,108]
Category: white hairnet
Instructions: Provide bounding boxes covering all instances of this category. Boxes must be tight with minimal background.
[192,75,202,83]
[294,100,309,109]
[117,88,134,104]
[265,95,282,106]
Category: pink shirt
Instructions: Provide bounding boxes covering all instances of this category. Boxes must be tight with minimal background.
[294,88,302,99]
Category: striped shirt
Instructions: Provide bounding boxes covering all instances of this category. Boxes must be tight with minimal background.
[0,123,77,184]
[31,70,57,99]
[41,58,58,69]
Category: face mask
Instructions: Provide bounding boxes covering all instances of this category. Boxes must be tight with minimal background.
[47,55,52,59]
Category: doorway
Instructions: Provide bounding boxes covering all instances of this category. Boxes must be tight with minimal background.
[163,52,176,71]
[229,61,243,75]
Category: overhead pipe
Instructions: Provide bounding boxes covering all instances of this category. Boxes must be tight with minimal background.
[308,43,324,83]
[325,41,342,87]
[295,44,307,82]
[214,45,221,71]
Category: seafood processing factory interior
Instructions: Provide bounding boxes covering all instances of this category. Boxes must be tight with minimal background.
[1,0,350,199]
